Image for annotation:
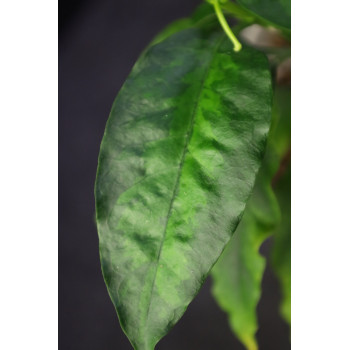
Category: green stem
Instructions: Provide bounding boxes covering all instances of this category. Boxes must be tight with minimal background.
[210,0,242,52]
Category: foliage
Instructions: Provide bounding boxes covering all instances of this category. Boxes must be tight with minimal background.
[95,1,291,349]
[211,84,291,349]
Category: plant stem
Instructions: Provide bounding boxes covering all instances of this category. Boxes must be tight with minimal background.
[210,0,242,52]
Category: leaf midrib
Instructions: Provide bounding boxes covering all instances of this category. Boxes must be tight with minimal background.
[143,35,225,336]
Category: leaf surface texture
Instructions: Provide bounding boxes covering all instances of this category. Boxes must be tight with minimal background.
[95,25,272,350]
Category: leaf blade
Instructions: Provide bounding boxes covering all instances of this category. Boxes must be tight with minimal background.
[95,25,272,350]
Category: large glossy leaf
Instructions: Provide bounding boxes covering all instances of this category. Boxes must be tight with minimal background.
[210,83,291,350]
[95,24,272,350]
[236,0,291,30]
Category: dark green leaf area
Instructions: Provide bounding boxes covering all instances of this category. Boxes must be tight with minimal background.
[191,2,216,22]
[236,0,291,30]
[150,18,194,47]
[95,25,272,350]
[271,163,291,325]
[149,3,216,47]
[270,84,291,158]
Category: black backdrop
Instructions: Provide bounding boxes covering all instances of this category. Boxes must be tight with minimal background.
[59,0,290,349]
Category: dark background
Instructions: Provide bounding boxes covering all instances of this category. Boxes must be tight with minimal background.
[59,0,290,349]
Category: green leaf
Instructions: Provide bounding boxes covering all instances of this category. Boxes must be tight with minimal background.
[271,163,291,325]
[210,83,291,350]
[95,24,272,350]
[236,0,291,30]
[270,85,291,325]
[211,146,281,350]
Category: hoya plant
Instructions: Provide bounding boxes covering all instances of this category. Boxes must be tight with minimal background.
[95,0,291,349]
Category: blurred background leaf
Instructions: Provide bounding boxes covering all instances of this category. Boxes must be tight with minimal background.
[236,0,291,30]
[271,164,291,325]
